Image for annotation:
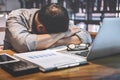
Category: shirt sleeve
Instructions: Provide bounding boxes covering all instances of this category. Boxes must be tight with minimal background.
[6,13,37,52]
[69,21,92,44]
[75,29,92,44]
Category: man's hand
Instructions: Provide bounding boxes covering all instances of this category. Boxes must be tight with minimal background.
[64,27,80,38]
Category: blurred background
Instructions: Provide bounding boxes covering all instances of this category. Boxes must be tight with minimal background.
[0,0,120,50]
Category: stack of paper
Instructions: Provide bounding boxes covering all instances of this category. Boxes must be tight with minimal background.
[14,50,87,72]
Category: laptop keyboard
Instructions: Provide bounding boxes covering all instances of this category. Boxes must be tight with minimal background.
[59,49,89,57]
[74,50,89,57]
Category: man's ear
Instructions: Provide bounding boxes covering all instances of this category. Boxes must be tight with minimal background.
[37,25,47,34]
[37,25,43,32]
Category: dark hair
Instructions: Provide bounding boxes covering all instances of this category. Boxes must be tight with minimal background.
[37,3,69,33]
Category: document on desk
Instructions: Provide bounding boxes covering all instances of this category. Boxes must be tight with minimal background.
[14,50,87,72]
[47,45,67,51]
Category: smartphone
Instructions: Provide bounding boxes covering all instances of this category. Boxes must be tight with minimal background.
[0,53,19,64]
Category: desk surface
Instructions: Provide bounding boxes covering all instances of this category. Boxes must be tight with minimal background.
[0,50,120,80]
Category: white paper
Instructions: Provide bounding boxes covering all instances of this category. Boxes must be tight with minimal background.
[14,50,87,72]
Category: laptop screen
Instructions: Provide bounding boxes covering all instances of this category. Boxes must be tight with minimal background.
[87,18,120,60]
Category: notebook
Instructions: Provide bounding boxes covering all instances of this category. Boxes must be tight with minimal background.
[14,50,87,72]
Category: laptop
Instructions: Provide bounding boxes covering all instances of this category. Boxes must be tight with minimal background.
[83,18,120,60]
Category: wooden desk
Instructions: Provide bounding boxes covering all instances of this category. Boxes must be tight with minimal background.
[0,50,120,80]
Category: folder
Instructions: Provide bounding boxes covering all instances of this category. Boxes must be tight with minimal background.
[14,50,87,72]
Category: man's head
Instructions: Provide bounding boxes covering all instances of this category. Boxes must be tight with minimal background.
[36,3,69,33]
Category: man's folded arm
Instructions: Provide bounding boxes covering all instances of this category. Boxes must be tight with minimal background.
[51,28,92,47]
